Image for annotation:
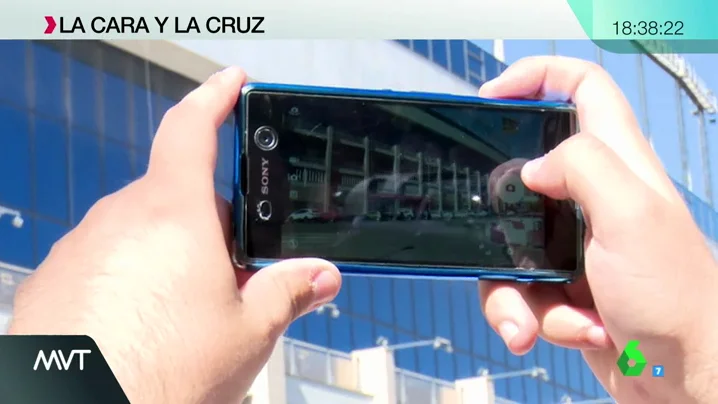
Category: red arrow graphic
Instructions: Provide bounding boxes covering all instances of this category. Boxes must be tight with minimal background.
[44,16,56,34]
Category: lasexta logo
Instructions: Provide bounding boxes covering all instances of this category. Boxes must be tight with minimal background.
[617,340,647,376]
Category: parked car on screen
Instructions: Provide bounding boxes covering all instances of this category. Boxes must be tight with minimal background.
[318,207,344,222]
[287,208,320,222]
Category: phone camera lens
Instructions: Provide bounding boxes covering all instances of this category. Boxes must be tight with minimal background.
[254,126,279,151]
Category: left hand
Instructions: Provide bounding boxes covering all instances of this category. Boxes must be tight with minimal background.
[9,67,342,404]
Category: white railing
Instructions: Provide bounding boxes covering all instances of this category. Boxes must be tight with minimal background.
[0,261,32,307]
[283,338,361,392]
[0,261,32,334]
[395,368,459,404]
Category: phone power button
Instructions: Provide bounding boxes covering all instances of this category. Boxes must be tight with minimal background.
[257,200,272,221]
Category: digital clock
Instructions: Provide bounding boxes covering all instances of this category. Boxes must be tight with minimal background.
[613,21,684,36]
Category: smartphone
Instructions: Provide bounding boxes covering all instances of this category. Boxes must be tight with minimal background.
[233,83,583,283]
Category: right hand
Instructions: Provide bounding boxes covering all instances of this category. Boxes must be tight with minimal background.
[478,57,718,403]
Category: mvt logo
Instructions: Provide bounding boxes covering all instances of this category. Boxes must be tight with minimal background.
[33,349,91,371]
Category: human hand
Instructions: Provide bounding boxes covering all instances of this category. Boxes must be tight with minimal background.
[478,56,718,403]
[8,67,342,403]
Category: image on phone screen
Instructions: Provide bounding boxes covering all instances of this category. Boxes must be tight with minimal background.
[242,91,581,273]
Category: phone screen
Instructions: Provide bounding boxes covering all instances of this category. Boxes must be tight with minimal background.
[241,90,581,272]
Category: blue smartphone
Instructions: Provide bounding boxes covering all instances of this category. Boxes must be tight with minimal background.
[232,83,584,283]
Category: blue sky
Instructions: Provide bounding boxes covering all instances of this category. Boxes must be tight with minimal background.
[472,40,718,208]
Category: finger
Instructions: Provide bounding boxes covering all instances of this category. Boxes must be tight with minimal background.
[148,66,246,182]
[239,258,341,339]
[521,132,657,238]
[478,56,676,202]
[479,281,538,355]
[523,283,612,349]
[480,281,612,352]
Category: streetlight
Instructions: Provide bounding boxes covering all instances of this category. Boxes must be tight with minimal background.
[315,302,340,318]
[477,366,550,382]
[0,206,23,228]
[560,395,615,404]
[376,336,454,353]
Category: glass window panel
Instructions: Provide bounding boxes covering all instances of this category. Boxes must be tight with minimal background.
[488,320,506,363]
[103,140,133,195]
[412,40,430,58]
[304,310,329,346]
[327,314,352,352]
[0,105,32,209]
[286,317,306,340]
[484,53,503,81]
[351,318,373,348]
[436,347,454,380]
[348,276,371,316]
[34,116,68,222]
[215,184,231,202]
[555,386,574,404]
[395,40,411,49]
[0,215,33,268]
[489,364,509,398]
[552,345,569,388]
[415,343,437,376]
[132,85,153,150]
[454,352,472,379]
[448,40,466,79]
[507,351,523,369]
[371,277,393,324]
[430,40,449,68]
[567,349,583,391]
[71,130,101,224]
[0,41,27,107]
[33,43,64,120]
[521,342,540,399]
[394,332,417,371]
[535,338,557,402]
[431,281,451,339]
[133,148,150,178]
[412,279,434,337]
[506,377,524,402]
[449,281,470,350]
[331,274,349,309]
[467,283,490,357]
[540,382,559,404]
[217,123,234,184]
[373,323,395,348]
[35,219,69,266]
[70,59,98,133]
[393,278,414,331]
[103,72,130,144]
[467,55,483,81]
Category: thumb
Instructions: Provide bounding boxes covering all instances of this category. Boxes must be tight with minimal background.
[239,259,341,339]
[520,132,656,237]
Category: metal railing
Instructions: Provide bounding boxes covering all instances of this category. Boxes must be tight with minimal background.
[395,368,459,404]
[283,338,360,392]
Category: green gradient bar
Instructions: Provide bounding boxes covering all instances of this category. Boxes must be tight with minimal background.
[567,0,718,53]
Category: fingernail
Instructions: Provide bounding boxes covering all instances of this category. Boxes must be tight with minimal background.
[311,270,339,305]
[217,66,243,81]
[587,325,609,347]
[522,156,545,179]
[498,321,519,345]
[479,79,498,95]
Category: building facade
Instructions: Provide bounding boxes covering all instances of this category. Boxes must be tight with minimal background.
[0,39,716,404]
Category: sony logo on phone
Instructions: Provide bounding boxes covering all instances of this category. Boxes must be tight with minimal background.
[261,157,269,195]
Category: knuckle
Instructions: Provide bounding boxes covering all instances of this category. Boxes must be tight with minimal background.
[554,132,607,169]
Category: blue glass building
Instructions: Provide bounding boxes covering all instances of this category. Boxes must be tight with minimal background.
[0,39,716,403]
